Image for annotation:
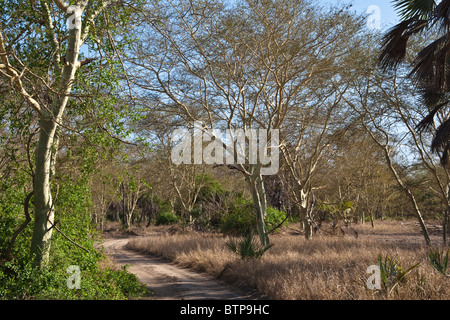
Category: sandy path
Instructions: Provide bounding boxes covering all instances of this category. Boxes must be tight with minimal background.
[101,237,256,300]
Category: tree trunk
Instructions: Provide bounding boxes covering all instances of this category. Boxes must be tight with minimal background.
[303,213,313,240]
[30,118,57,268]
[383,147,431,246]
[121,182,131,229]
[446,213,450,245]
[246,169,269,247]
[443,185,450,246]
[299,189,313,240]
[30,26,81,267]
[369,209,375,228]
[256,173,269,246]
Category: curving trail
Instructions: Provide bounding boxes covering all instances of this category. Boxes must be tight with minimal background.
[101,237,255,300]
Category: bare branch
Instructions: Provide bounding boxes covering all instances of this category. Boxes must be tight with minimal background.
[53,0,69,13]
[0,31,42,114]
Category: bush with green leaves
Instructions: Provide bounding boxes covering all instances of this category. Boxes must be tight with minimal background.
[155,211,179,226]
[220,197,255,235]
[220,199,287,236]
[265,207,287,233]
[318,200,354,224]
[0,257,149,300]
[0,174,32,263]
[195,173,224,201]
[0,164,149,300]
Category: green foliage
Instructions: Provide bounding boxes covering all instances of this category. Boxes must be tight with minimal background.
[225,231,273,260]
[220,191,286,235]
[220,196,255,235]
[0,0,149,300]
[427,248,450,278]
[0,178,149,299]
[0,178,32,262]
[195,173,224,200]
[0,258,149,300]
[155,211,179,226]
[265,207,287,232]
[377,254,420,296]
[0,148,149,300]
[318,200,354,223]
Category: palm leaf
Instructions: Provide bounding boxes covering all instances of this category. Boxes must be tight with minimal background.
[379,18,429,70]
[434,0,450,28]
[427,248,450,277]
[383,0,450,167]
[388,262,421,296]
[431,117,450,164]
[393,0,436,20]
[416,100,449,132]
[410,34,450,91]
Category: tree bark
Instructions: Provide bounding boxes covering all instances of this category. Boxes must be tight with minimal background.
[30,117,58,268]
[246,167,269,247]
[30,26,81,267]
[299,189,313,240]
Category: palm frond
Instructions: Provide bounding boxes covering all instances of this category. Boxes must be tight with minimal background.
[393,0,436,20]
[410,34,450,92]
[422,89,448,107]
[431,117,450,164]
[434,0,450,29]
[427,248,450,277]
[416,101,448,132]
[379,18,429,70]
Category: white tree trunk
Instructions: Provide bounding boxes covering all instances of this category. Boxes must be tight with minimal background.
[30,118,57,268]
[246,167,269,247]
[30,26,81,267]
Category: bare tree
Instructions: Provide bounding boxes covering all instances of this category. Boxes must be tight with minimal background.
[280,82,354,239]
[344,67,432,245]
[128,0,369,245]
[373,71,450,244]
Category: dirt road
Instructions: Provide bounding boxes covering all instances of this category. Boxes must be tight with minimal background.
[101,237,256,300]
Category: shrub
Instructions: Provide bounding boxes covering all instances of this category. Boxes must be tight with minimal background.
[0,171,149,300]
[195,173,223,200]
[0,258,149,300]
[220,202,288,236]
[265,207,287,232]
[220,199,255,235]
[155,211,179,226]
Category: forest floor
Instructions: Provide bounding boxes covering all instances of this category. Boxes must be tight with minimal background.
[101,220,449,300]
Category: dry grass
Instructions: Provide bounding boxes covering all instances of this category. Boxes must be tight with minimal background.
[126,221,450,300]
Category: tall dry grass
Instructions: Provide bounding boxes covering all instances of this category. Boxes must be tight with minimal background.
[126,222,450,300]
